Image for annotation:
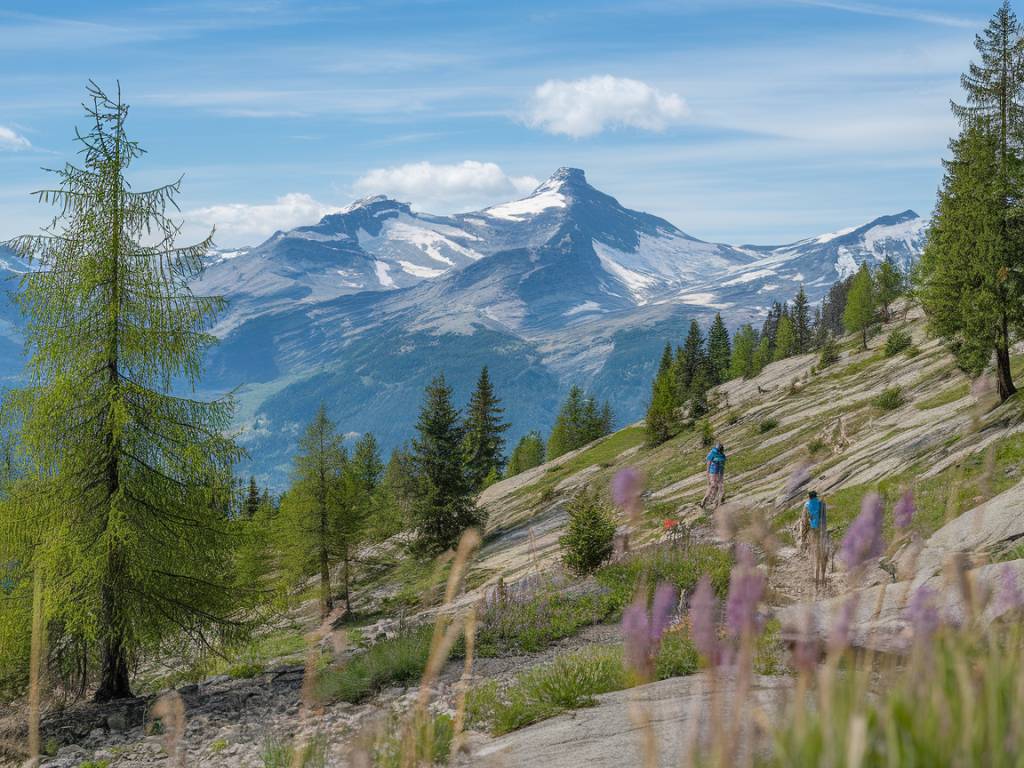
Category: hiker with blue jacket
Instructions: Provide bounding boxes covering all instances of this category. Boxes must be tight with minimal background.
[702,442,726,508]
[801,490,829,586]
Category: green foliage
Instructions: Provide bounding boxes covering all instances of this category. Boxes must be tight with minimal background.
[462,366,510,492]
[791,286,813,354]
[559,488,617,576]
[772,314,796,361]
[370,447,416,541]
[707,313,732,384]
[260,733,327,768]
[874,257,905,320]
[754,333,772,373]
[816,334,840,368]
[1,83,248,700]
[915,381,970,410]
[316,626,432,704]
[844,262,876,350]
[467,646,629,736]
[547,386,613,460]
[506,431,546,477]
[645,366,680,446]
[758,417,780,434]
[80,762,111,768]
[595,544,732,615]
[699,419,715,448]
[884,328,913,356]
[872,386,905,411]
[372,712,453,768]
[729,324,760,379]
[210,739,229,753]
[276,407,353,617]
[410,374,483,553]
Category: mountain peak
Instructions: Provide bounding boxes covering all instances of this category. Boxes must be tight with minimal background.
[533,167,590,195]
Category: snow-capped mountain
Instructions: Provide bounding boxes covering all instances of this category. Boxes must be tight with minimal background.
[0,170,928,484]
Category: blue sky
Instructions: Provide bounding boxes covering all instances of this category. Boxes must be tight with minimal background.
[0,0,992,247]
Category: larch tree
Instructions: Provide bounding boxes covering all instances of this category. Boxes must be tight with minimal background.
[506,431,545,476]
[645,364,679,446]
[729,324,758,380]
[277,406,347,618]
[243,476,261,519]
[773,314,796,361]
[462,366,510,492]
[2,83,244,700]
[874,259,904,321]
[338,432,382,612]
[844,263,876,350]
[411,374,481,553]
[547,385,586,460]
[707,313,732,384]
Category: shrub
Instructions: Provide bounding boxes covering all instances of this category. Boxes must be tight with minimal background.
[210,739,229,753]
[807,438,827,456]
[873,386,905,411]
[818,336,840,368]
[228,662,262,679]
[372,712,453,768]
[260,734,327,768]
[884,328,913,357]
[758,418,779,434]
[700,419,715,448]
[559,488,617,576]
[316,626,432,704]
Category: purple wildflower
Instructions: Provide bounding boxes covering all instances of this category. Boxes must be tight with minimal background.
[893,489,916,530]
[612,467,644,521]
[725,545,765,639]
[905,585,940,641]
[996,565,1024,615]
[828,594,859,652]
[689,575,719,664]
[840,492,885,571]
[622,582,678,678]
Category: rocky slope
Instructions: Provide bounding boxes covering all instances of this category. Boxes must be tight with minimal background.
[10,303,1024,767]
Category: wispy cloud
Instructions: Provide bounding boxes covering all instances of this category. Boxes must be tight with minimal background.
[353,161,538,212]
[527,75,689,138]
[787,0,981,29]
[0,126,30,150]
[187,193,340,247]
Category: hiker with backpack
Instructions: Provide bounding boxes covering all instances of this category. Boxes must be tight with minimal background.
[801,490,829,588]
[702,442,726,509]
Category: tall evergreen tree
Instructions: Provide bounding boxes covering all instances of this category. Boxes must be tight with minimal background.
[462,367,510,492]
[729,324,759,379]
[754,333,772,373]
[277,407,348,618]
[372,446,416,541]
[338,432,382,611]
[760,301,785,354]
[506,431,545,477]
[657,342,674,379]
[844,263,876,350]
[3,84,243,700]
[773,314,797,361]
[411,374,481,552]
[547,385,586,460]
[679,320,707,394]
[791,286,813,353]
[645,366,678,446]
[918,125,1024,398]
[819,275,855,338]
[244,476,262,519]
[874,259,904,321]
[707,313,732,384]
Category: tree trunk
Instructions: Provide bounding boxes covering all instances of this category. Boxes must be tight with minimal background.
[861,326,868,350]
[95,553,131,701]
[320,544,332,619]
[343,548,351,615]
[996,318,1017,401]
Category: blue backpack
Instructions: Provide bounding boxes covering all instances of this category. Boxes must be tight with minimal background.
[807,498,826,529]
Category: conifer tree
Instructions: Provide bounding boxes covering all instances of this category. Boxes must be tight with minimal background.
[773,314,797,361]
[507,431,545,476]
[679,320,707,394]
[244,476,262,519]
[599,401,614,436]
[707,313,732,384]
[462,366,510,492]
[3,84,243,700]
[729,324,759,379]
[844,263,876,350]
[411,374,481,552]
[277,406,348,618]
[372,446,416,540]
[874,259,904,321]
[657,342,674,379]
[645,365,679,446]
[791,286,812,353]
[754,333,772,373]
[547,385,586,460]
[338,432,382,611]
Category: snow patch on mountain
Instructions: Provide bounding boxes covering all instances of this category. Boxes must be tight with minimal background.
[484,189,566,220]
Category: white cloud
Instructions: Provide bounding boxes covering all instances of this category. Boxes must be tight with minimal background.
[353,161,538,212]
[188,193,339,247]
[0,126,31,150]
[527,75,689,138]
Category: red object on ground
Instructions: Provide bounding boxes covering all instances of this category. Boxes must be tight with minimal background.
[663,518,679,530]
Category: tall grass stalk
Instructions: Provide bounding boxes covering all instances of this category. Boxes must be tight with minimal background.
[27,568,43,763]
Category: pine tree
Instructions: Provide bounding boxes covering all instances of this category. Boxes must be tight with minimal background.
[411,374,481,552]
[338,432,382,611]
[244,476,261,519]
[791,286,812,353]
[657,342,674,378]
[2,84,243,700]
[599,401,615,436]
[507,431,545,476]
[462,367,510,492]
[819,275,855,338]
[547,385,586,460]
[679,320,707,394]
[277,406,348,618]
[844,263,876,350]
[729,324,759,379]
[645,366,679,446]
[707,313,732,384]
[372,446,416,540]
[761,301,784,354]
[917,125,1023,398]
[874,259,904,321]
[754,333,772,373]
[773,314,797,361]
